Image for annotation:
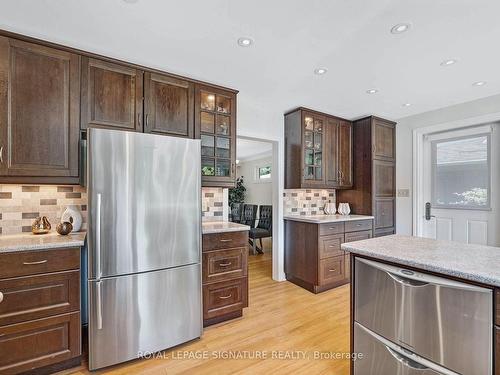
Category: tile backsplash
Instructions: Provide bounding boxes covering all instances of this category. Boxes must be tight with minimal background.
[202,187,225,221]
[0,185,87,235]
[283,189,336,216]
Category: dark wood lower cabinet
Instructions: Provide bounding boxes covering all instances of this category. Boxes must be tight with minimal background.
[0,247,81,374]
[202,230,249,326]
[285,219,373,293]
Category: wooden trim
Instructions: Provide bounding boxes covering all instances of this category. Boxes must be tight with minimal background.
[284,106,350,122]
[0,29,238,94]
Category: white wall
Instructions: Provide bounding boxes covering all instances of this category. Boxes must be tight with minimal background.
[237,155,273,207]
[396,93,500,235]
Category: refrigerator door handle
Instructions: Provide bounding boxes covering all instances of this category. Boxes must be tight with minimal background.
[96,280,103,330]
[96,193,102,279]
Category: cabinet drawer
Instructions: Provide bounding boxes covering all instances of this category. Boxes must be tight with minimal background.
[345,230,372,243]
[203,231,248,252]
[319,256,346,286]
[0,312,80,374]
[319,234,344,259]
[345,220,373,233]
[203,248,247,283]
[0,248,80,279]
[354,258,492,375]
[0,270,80,326]
[319,222,345,236]
[203,278,247,320]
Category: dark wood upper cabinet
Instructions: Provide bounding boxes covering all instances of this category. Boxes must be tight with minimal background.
[285,107,352,189]
[0,37,80,184]
[336,116,396,237]
[195,84,237,188]
[81,57,143,132]
[144,72,194,138]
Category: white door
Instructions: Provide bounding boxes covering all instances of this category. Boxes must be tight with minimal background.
[420,124,499,245]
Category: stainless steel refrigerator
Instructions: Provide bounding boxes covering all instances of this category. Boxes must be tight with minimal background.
[86,127,202,370]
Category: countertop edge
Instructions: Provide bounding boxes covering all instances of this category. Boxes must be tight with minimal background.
[284,215,374,224]
[202,227,250,234]
[342,244,500,288]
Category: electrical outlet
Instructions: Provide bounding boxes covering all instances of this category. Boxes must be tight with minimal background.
[397,189,410,197]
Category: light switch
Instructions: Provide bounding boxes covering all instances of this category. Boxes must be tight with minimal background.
[397,189,410,197]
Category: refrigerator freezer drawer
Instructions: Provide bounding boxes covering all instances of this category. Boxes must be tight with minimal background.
[88,264,202,370]
[354,258,492,375]
[354,322,458,375]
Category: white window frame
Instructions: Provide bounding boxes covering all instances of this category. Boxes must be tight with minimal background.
[254,164,272,183]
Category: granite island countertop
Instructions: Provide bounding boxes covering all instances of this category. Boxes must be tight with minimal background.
[202,221,251,234]
[283,214,374,224]
[342,234,500,287]
[0,231,86,253]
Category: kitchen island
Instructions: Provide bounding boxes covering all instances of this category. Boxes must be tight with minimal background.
[342,235,500,375]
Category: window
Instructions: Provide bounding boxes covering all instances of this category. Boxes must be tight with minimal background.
[431,134,490,209]
[257,165,271,180]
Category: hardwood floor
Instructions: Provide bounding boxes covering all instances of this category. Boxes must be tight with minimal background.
[61,246,350,375]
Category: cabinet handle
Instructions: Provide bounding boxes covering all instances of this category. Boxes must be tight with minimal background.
[138,113,142,127]
[219,262,232,267]
[219,294,232,300]
[0,291,3,303]
[145,114,149,128]
[328,268,336,272]
[23,260,47,265]
[0,146,3,163]
[220,239,232,242]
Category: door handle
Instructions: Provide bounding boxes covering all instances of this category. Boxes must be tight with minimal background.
[425,202,435,221]
[96,193,102,279]
[96,280,103,330]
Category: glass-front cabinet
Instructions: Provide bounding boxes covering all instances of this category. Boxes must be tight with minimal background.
[302,112,325,186]
[195,85,237,187]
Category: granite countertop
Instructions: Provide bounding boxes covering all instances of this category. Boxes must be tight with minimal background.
[202,221,251,234]
[283,214,374,224]
[0,232,86,253]
[342,234,500,287]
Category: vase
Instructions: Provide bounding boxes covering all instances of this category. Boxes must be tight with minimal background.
[61,205,82,232]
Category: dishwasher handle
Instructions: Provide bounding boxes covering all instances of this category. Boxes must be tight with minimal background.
[385,346,429,370]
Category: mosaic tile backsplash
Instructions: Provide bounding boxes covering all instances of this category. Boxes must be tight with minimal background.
[202,187,224,221]
[283,189,336,216]
[0,185,87,235]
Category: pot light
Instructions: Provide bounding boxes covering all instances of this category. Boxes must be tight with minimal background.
[390,23,411,34]
[402,103,411,107]
[366,89,379,94]
[237,37,253,47]
[122,0,138,3]
[472,81,487,87]
[314,68,328,75]
[440,59,457,66]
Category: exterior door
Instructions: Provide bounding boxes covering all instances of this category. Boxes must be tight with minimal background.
[144,72,194,138]
[81,57,143,131]
[420,125,499,245]
[0,37,80,181]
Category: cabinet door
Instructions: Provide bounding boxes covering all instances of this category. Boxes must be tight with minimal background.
[0,37,80,182]
[144,72,194,138]
[302,112,325,186]
[338,120,353,187]
[373,159,395,197]
[324,118,339,187]
[81,57,143,131]
[372,118,395,161]
[195,84,236,187]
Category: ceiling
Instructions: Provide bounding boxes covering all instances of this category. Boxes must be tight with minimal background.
[2,0,500,123]
[237,139,273,161]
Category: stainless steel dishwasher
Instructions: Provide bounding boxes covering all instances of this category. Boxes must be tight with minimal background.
[354,257,492,375]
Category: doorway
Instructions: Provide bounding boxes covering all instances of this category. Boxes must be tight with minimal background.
[231,137,276,279]
[414,122,500,246]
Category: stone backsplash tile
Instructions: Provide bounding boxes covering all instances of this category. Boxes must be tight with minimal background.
[202,187,224,222]
[283,189,336,216]
[0,185,87,235]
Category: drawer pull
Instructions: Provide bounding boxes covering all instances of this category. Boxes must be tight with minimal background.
[23,260,48,265]
[220,239,232,242]
[328,227,336,230]
[219,262,232,267]
[0,291,3,303]
[219,294,232,300]
[328,268,336,272]
[328,245,337,248]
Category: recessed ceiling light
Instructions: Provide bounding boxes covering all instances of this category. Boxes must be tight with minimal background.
[366,89,379,94]
[314,68,328,75]
[402,103,411,107]
[440,59,457,66]
[390,23,411,34]
[237,37,253,47]
[122,0,138,3]
[472,81,487,87]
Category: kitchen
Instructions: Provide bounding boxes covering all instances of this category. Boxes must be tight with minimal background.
[1,1,500,375]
